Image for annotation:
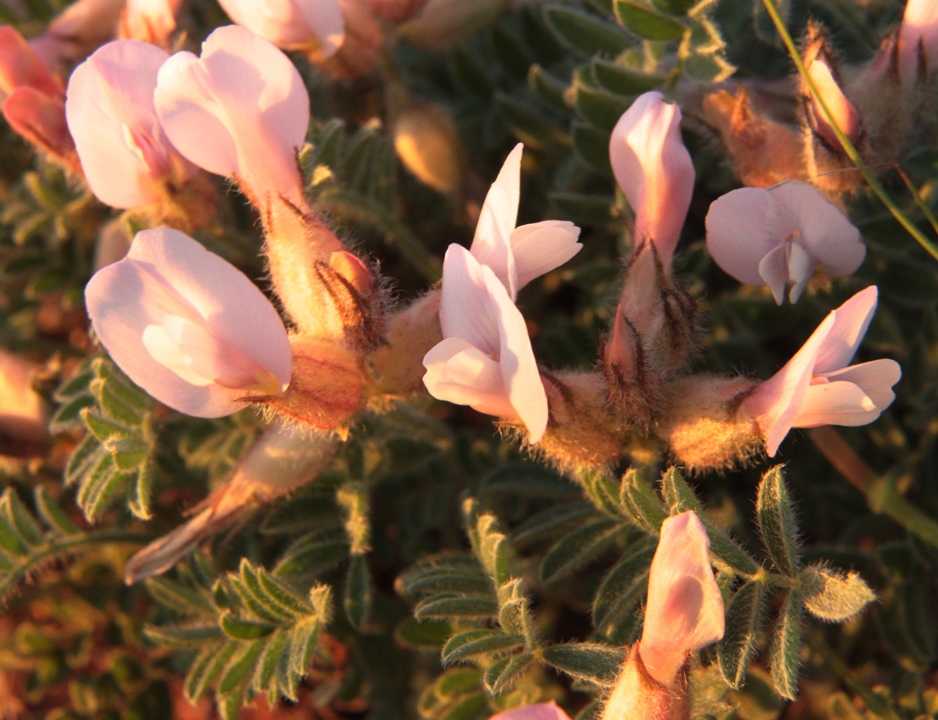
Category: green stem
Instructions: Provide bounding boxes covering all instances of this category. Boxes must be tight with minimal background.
[759,0,938,263]
[809,427,938,549]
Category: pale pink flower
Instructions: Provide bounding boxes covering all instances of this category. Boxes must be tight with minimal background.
[422,145,581,443]
[85,227,292,418]
[470,143,581,299]
[66,40,195,209]
[639,511,724,688]
[154,25,310,207]
[899,0,938,82]
[423,244,548,442]
[217,0,344,58]
[490,703,572,720]
[706,180,865,304]
[609,91,694,264]
[741,286,901,457]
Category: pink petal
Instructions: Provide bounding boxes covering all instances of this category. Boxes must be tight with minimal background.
[796,359,901,428]
[66,40,188,208]
[900,0,938,81]
[706,186,801,287]
[811,286,878,374]
[805,55,861,149]
[422,337,517,419]
[741,313,835,457]
[768,181,864,278]
[470,143,523,297]
[218,0,345,56]
[3,86,73,158]
[439,244,501,356]
[85,228,291,418]
[510,220,582,290]
[490,703,573,720]
[434,244,548,442]
[489,264,548,442]
[154,25,310,205]
[609,91,694,262]
[640,511,724,688]
[786,240,815,304]
[757,243,791,306]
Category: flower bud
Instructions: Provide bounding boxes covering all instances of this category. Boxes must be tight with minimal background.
[0,349,49,458]
[602,512,724,720]
[701,87,806,188]
[615,242,698,382]
[263,195,385,349]
[396,0,508,50]
[610,92,694,267]
[125,423,341,582]
[393,100,464,195]
[898,0,938,85]
[800,24,865,196]
[0,27,80,171]
[601,304,665,425]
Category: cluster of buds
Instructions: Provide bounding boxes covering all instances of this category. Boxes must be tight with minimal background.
[702,0,938,201]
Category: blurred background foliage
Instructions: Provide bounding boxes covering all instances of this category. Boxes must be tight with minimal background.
[0,0,936,718]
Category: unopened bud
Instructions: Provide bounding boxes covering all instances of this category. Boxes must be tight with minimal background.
[329,250,373,297]
[2,87,81,173]
[655,375,760,472]
[366,0,428,23]
[602,512,724,720]
[396,0,508,50]
[800,24,866,196]
[701,87,806,188]
[601,305,664,425]
[617,242,697,380]
[0,349,49,457]
[263,193,378,343]
[393,101,464,195]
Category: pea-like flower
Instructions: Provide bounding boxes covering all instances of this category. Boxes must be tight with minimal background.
[609,91,694,264]
[422,144,581,444]
[154,24,310,207]
[740,286,901,457]
[705,180,865,304]
[602,511,723,720]
[85,227,292,418]
[639,511,724,688]
[66,40,195,209]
